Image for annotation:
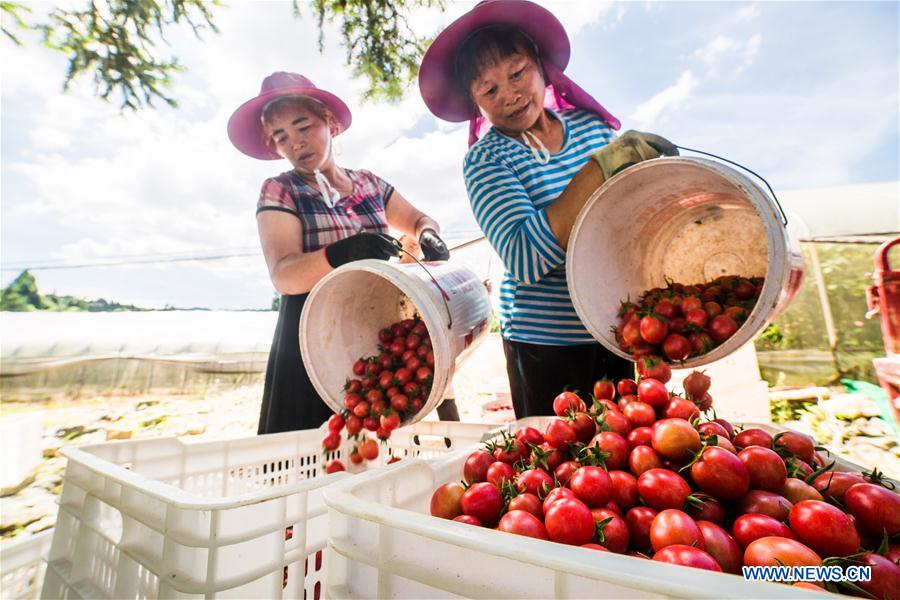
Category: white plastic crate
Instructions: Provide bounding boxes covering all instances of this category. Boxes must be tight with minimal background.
[322,418,877,599]
[1,530,53,600]
[40,420,497,599]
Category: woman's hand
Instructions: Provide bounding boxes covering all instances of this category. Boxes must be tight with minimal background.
[591,131,678,179]
[419,229,450,261]
[324,232,401,267]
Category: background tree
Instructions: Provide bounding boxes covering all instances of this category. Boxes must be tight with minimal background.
[1,0,444,110]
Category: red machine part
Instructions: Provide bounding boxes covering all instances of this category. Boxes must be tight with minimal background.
[866,237,900,355]
[866,236,900,424]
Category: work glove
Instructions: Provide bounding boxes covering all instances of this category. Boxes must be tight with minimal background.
[324,232,401,268]
[591,130,679,180]
[419,228,450,262]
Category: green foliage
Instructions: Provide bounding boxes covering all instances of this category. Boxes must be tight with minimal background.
[6,0,444,109]
[300,0,444,102]
[271,292,281,312]
[0,269,148,312]
[38,0,219,109]
[1,1,29,45]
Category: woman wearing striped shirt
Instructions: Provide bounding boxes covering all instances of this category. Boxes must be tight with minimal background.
[418,1,677,417]
[228,72,450,433]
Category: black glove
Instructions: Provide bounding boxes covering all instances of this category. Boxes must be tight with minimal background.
[419,229,450,261]
[324,232,401,268]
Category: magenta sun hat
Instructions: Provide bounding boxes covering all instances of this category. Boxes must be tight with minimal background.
[418,0,620,146]
[419,0,570,123]
[227,72,352,160]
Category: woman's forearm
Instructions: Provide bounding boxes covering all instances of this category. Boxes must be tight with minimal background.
[545,160,606,250]
[268,249,333,295]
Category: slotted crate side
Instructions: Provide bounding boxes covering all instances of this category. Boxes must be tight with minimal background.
[1,530,53,600]
[41,420,496,599]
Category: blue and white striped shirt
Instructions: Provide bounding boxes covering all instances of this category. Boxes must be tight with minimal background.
[463,109,613,345]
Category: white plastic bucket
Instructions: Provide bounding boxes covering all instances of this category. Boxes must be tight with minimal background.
[300,260,492,425]
[567,156,804,368]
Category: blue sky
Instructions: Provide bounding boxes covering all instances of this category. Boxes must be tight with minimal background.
[1,1,898,309]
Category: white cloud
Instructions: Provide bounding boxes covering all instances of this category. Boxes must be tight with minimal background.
[737,4,760,21]
[630,70,698,130]
[536,1,618,36]
[693,33,761,76]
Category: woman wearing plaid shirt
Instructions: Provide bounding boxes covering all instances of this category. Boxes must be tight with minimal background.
[228,72,450,434]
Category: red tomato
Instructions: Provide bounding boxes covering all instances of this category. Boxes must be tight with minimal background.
[640,315,668,344]
[697,421,730,440]
[569,466,612,508]
[625,506,658,552]
[532,442,563,472]
[554,460,580,487]
[636,356,672,383]
[735,490,793,521]
[597,408,632,437]
[542,486,577,515]
[486,461,516,488]
[379,411,400,431]
[357,438,378,460]
[345,414,363,436]
[651,418,701,462]
[463,450,493,484]
[492,436,528,464]
[553,391,586,416]
[430,482,465,519]
[590,508,630,553]
[733,428,773,449]
[460,482,502,527]
[854,553,900,600]
[789,499,860,557]
[844,483,900,536]
[516,468,553,498]
[811,471,866,503]
[515,426,544,448]
[696,520,742,574]
[498,510,549,540]
[593,379,615,400]
[588,432,629,471]
[690,446,750,500]
[626,426,654,449]
[545,498,595,545]
[322,431,341,451]
[687,495,726,526]
[637,468,692,510]
[325,459,345,474]
[617,378,638,397]
[708,314,739,343]
[662,334,692,361]
[650,509,704,552]
[569,411,597,444]
[637,378,669,408]
[663,397,701,422]
[609,470,639,510]
[732,513,795,548]
[508,492,543,519]
[622,401,656,428]
[581,543,610,552]
[327,413,345,432]
[629,445,663,476]
[652,545,722,572]
[781,478,823,504]
[544,419,578,450]
[451,515,480,528]
[738,446,787,492]
[772,431,816,463]
[743,537,822,567]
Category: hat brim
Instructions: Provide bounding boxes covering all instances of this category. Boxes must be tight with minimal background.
[227,88,352,160]
[419,0,570,123]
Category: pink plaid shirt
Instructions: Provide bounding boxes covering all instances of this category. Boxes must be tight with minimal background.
[257,169,394,252]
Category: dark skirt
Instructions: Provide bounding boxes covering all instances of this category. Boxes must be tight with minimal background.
[502,339,635,418]
[258,293,334,434]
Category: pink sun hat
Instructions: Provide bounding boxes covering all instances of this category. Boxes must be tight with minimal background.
[227,72,352,160]
[418,0,620,146]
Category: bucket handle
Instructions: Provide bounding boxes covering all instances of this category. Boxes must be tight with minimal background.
[398,248,454,329]
[674,145,788,226]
